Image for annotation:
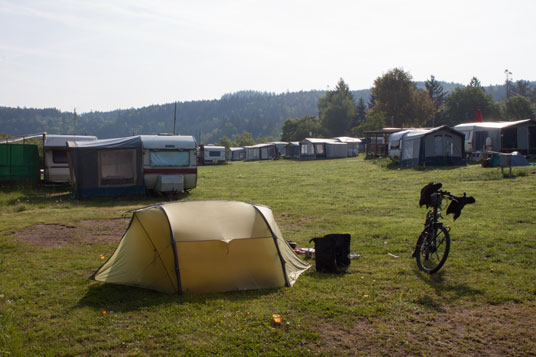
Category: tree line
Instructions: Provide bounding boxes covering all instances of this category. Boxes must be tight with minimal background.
[280,70,536,142]
[1,75,534,144]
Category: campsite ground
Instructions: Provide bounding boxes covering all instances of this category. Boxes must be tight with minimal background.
[1,157,535,355]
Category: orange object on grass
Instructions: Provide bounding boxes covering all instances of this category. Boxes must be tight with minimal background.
[272,314,282,324]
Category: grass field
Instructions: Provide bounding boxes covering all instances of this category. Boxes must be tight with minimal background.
[1,157,535,355]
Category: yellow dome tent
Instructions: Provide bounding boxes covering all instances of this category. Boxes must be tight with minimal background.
[91,201,310,293]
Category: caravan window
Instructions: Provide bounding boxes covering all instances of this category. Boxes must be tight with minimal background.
[208,150,221,157]
[52,150,68,164]
[99,149,136,186]
[150,151,189,167]
[315,143,324,154]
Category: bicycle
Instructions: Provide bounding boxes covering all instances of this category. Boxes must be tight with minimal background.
[412,183,475,274]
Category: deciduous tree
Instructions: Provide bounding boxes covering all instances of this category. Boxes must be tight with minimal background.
[441,86,501,125]
[281,116,323,141]
[505,95,534,120]
[371,68,435,127]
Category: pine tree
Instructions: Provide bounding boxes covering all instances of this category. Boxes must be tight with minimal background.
[424,75,446,110]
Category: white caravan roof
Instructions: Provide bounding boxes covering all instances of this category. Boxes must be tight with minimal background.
[140,135,196,150]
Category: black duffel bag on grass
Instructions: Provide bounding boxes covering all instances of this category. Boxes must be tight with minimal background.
[309,233,351,273]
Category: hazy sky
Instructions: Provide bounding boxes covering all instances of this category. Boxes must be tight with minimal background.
[1,0,535,113]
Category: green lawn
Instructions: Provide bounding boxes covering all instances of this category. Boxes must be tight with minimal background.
[1,157,535,355]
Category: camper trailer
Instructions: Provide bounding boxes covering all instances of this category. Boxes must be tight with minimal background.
[229,147,246,161]
[399,126,465,167]
[244,143,277,161]
[198,145,226,164]
[333,137,362,157]
[285,142,300,159]
[43,134,97,183]
[140,135,197,193]
[455,119,536,158]
[299,138,348,160]
[387,130,413,160]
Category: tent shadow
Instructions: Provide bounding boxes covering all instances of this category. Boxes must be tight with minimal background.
[76,282,282,313]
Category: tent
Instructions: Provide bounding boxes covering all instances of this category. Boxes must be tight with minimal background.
[67,136,145,198]
[91,201,310,293]
[400,126,466,167]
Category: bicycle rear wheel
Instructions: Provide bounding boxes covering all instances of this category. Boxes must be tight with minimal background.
[416,224,450,274]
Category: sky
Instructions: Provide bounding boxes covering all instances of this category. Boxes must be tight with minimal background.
[1,0,535,113]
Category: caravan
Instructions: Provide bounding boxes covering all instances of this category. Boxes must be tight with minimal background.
[399,126,466,167]
[455,119,536,158]
[140,135,197,193]
[43,134,97,183]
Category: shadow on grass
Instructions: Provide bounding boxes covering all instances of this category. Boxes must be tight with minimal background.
[1,183,192,208]
[413,269,485,310]
[75,282,281,312]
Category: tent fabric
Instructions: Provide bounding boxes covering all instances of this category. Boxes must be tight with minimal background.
[67,136,145,198]
[0,144,41,182]
[91,201,310,294]
[44,134,97,148]
[399,126,465,167]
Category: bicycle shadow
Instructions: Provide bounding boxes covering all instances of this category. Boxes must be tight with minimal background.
[412,269,485,311]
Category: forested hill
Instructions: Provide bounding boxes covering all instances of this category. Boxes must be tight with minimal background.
[0,82,506,143]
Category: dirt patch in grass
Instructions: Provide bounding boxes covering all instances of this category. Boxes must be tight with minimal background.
[12,218,130,247]
[308,303,536,356]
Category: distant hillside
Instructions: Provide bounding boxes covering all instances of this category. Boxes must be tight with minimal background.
[0,82,517,143]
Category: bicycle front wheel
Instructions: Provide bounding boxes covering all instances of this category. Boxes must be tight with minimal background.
[416,224,450,274]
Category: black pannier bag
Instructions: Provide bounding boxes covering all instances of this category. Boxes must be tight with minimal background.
[309,234,351,273]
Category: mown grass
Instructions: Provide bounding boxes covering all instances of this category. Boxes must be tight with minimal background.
[1,157,535,355]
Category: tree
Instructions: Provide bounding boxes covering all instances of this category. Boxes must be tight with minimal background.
[256,136,277,144]
[425,75,446,110]
[469,76,481,88]
[217,136,232,149]
[408,89,437,127]
[441,86,501,126]
[371,68,435,127]
[353,97,367,127]
[505,95,535,120]
[367,94,376,109]
[318,78,356,136]
[281,116,323,141]
[232,131,255,146]
[352,112,386,137]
